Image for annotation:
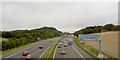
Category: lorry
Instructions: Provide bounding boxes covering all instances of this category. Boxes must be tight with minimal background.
[68,39,72,46]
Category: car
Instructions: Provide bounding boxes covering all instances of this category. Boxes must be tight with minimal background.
[61,50,66,55]
[68,39,72,46]
[58,45,61,48]
[23,51,29,56]
[59,42,62,45]
[64,43,67,47]
[25,54,32,60]
[64,41,67,43]
[39,46,43,49]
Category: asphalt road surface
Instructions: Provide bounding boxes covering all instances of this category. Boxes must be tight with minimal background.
[2,37,61,60]
[54,36,93,60]
[2,36,94,60]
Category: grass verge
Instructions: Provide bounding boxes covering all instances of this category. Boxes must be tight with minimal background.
[73,37,98,60]
[41,42,56,60]
[73,37,119,60]
[0,40,42,56]
[0,37,58,56]
[41,38,64,60]
[48,38,64,60]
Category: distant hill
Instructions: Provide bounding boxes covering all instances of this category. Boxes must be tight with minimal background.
[2,27,62,39]
[0,31,1,37]
[74,24,120,36]
[2,27,62,51]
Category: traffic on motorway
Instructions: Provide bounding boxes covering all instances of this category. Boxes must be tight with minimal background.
[58,38,73,55]
[2,35,92,60]
[21,36,73,60]
[22,45,43,60]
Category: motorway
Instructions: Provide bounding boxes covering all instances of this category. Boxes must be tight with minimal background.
[2,36,94,60]
[2,37,61,60]
[54,36,93,60]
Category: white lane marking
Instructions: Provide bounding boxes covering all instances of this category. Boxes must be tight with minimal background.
[53,38,64,60]
[6,41,45,58]
[53,42,59,60]
[6,46,33,58]
[37,43,53,60]
[37,38,59,60]
[72,45,85,60]
[47,42,56,59]
[5,38,58,58]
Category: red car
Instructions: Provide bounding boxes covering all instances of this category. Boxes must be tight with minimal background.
[23,51,29,56]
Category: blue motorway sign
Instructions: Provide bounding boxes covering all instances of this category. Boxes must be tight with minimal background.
[78,34,103,55]
[78,34,101,41]
[37,38,41,40]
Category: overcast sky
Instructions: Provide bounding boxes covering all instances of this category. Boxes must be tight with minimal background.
[1,1,118,33]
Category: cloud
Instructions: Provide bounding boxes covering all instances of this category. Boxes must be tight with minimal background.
[2,2,118,33]
[2,0,119,2]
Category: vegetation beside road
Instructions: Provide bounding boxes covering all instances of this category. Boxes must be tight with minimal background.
[0,37,59,56]
[1,27,62,51]
[0,38,48,56]
[48,38,64,59]
[73,23,119,60]
[0,38,8,43]
[41,41,56,60]
[74,24,120,36]
[41,37,64,60]
[0,38,8,55]
[73,37,118,60]
[73,37,97,59]
[0,41,35,56]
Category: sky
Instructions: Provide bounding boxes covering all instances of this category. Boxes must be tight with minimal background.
[1,0,119,33]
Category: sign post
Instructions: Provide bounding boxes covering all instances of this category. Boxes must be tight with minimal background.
[98,34,104,58]
[78,34,83,43]
[78,34,103,58]
[37,38,41,41]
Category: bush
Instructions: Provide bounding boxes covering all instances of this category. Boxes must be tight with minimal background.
[1,27,62,51]
[74,24,120,36]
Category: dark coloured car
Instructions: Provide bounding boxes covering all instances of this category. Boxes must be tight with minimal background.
[39,46,43,49]
[58,45,61,48]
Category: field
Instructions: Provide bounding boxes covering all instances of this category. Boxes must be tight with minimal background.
[0,38,8,55]
[0,38,8,49]
[84,31,118,58]
[0,38,8,43]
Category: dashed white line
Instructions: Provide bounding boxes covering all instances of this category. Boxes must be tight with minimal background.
[6,46,33,58]
[37,44,53,60]
[72,45,85,60]
[6,41,44,58]
[53,42,59,60]
[5,37,59,59]
[38,38,60,60]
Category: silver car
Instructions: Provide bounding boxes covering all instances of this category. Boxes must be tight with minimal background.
[58,45,61,48]
[61,50,66,55]
[26,54,32,60]
[59,42,62,45]
[64,43,67,47]
[64,41,67,43]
